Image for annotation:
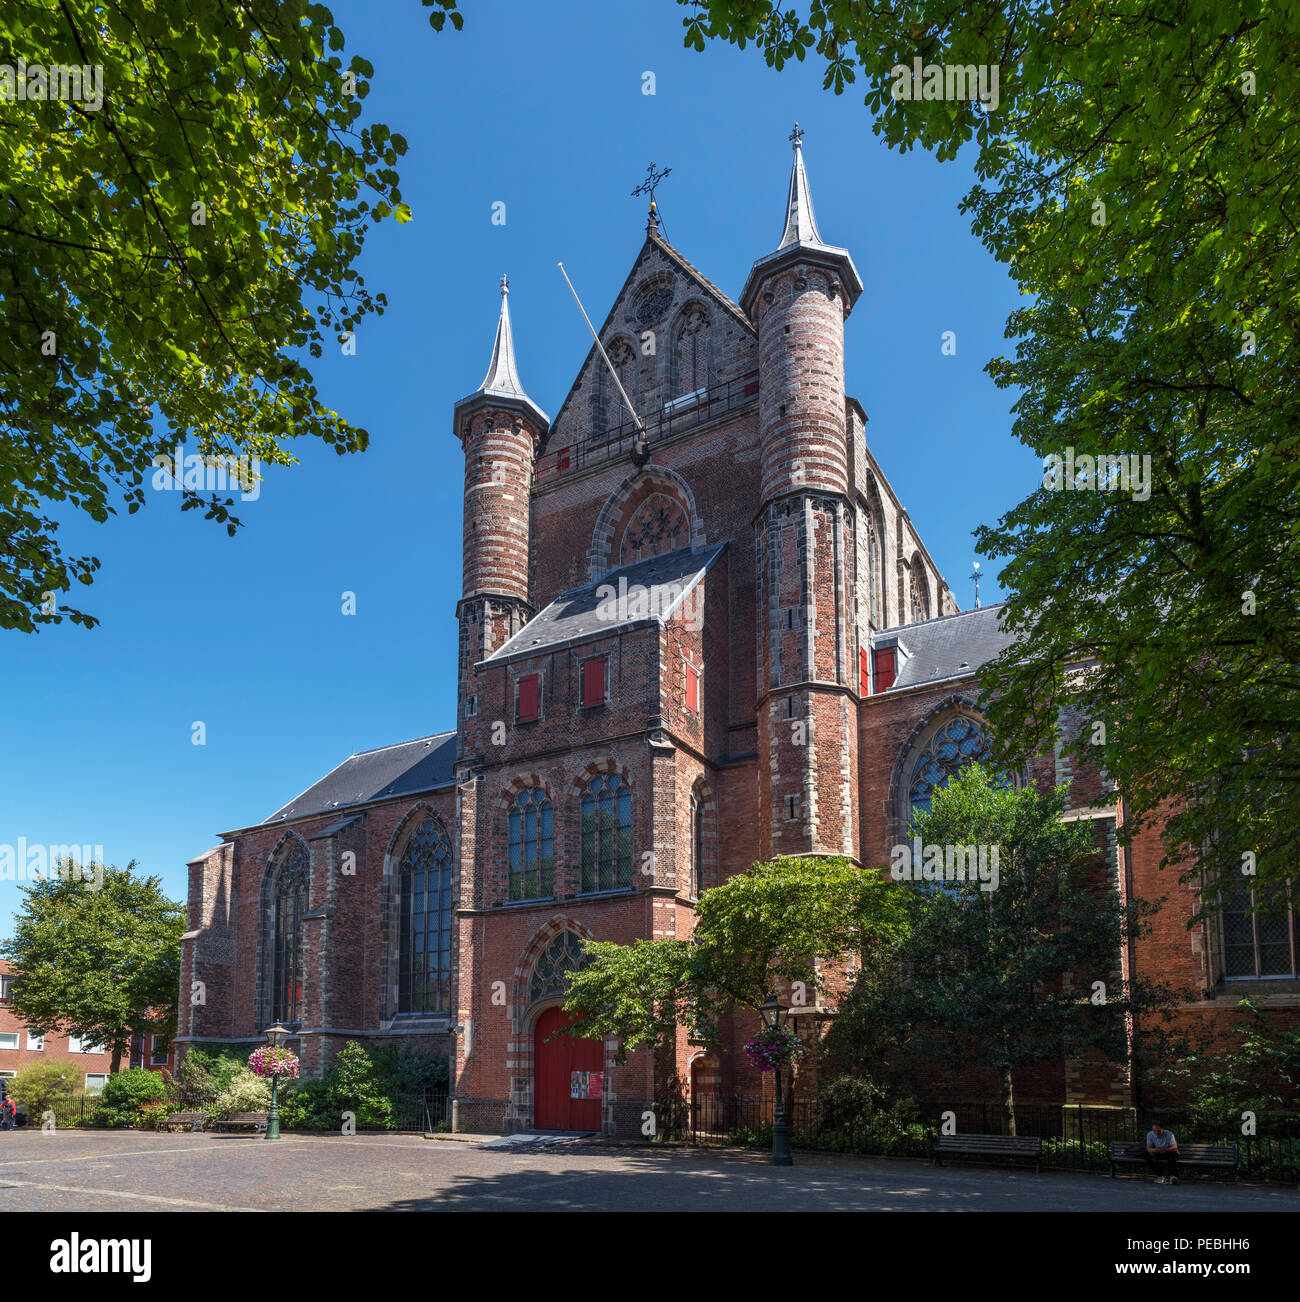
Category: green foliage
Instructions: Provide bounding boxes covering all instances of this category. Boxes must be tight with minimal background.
[563,855,908,1061]
[369,1045,449,1094]
[0,0,442,631]
[89,1068,168,1128]
[815,1074,921,1154]
[208,1068,271,1121]
[328,1040,392,1128]
[679,1,1300,910]
[828,766,1184,1116]
[1,863,185,1070]
[181,1045,249,1094]
[8,1060,79,1117]
[278,1078,334,1131]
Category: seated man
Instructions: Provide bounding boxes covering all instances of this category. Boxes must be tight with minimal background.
[1145,1121,1179,1184]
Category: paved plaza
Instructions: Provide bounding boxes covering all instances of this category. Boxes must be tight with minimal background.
[0,1130,1294,1212]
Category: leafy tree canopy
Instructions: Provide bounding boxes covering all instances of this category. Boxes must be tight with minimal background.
[678,1,1300,906]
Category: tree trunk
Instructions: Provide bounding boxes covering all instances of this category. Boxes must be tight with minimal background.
[110,1043,123,1074]
[1001,1069,1016,1136]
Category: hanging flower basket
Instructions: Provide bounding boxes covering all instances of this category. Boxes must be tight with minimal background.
[744,1026,808,1073]
[247,1046,300,1079]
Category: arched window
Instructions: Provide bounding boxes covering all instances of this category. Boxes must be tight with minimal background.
[397,816,453,1014]
[671,304,711,398]
[608,336,638,428]
[908,715,994,815]
[690,788,704,899]
[620,491,688,565]
[581,774,632,893]
[864,509,882,627]
[908,562,930,623]
[271,840,308,1025]
[509,789,554,902]
[530,930,591,1004]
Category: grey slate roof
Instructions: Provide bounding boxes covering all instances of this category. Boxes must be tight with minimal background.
[873,603,1020,691]
[486,543,727,666]
[263,730,457,825]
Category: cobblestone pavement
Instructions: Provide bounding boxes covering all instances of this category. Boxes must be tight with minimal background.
[0,1130,1294,1212]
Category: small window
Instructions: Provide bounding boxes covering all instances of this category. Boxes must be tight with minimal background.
[873,648,897,692]
[0,974,11,1002]
[0,1070,15,1079]
[860,647,870,695]
[784,794,801,821]
[84,1074,109,1094]
[465,694,478,718]
[150,1037,168,1066]
[27,1030,44,1051]
[580,656,608,708]
[684,661,700,714]
[68,1035,105,1055]
[0,1032,18,1051]
[516,672,540,723]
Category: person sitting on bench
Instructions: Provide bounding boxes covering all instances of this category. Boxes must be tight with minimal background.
[1145,1121,1179,1183]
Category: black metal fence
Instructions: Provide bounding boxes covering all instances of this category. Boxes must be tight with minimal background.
[674,1095,1300,1183]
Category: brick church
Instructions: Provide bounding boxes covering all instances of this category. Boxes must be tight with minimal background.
[175,131,1297,1133]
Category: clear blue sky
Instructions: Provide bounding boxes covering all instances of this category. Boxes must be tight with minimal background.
[2,0,1036,927]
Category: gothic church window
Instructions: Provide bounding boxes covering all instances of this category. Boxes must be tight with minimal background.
[671,304,711,399]
[530,930,591,1004]
[270,839,308,1025]
[581,774,632,893]
[1221,879,1297,978]
[690,787,704,899]
[509,789,554,902]
[398,816,454,1015]
[620,492,688,564]
[907,716,993,815]
[608,336,638,424]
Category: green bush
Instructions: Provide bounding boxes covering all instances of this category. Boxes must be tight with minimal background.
[329,1041,393,1128]
[182,1045,250,1094]
[279,1078,334,1131]
[369,1045,449,1095]
[9,1060,79,1119]
[208,1068,271,1121]
[814,1075,922,1154]
[90,1069,169,1128]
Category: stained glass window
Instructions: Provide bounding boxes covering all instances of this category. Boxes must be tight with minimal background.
[1223,879,1297,978]
[529,930,591,1004]
[908,716,994,814]
[271,840,308,1025]
[509,789,554,902]
[581,774,632,893]
[398,816,454,1014]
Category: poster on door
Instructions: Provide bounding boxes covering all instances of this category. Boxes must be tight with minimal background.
[570,1071,603,1099]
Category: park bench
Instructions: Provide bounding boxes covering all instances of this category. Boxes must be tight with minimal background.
[932,1133,1042,1173]
[1108,1140,1239,1181]
[162,1110,208,1133]
[210,1112,269,1135]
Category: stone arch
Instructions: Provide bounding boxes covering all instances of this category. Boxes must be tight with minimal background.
[379,804,452,1023]
[256,831,311,1032]
[589,466,705,580]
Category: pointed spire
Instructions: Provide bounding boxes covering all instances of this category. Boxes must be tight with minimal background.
[455,275,549,431]
[740,125,863,317]
[778,122,823,249]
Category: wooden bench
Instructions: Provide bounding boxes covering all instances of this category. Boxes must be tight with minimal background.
[933,1134,1043,1173]
[1108,1141,1238,1181]
[162,1111,208,1133]
[211,1112,268,1135]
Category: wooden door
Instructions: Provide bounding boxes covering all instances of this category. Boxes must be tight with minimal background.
[534,1006,603,1130]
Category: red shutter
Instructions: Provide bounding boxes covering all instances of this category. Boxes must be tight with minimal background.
[685,661,700,713]
[517,673,539,722]
[873,648,896,693]
[860,647,870,695]
[581,658,606,707]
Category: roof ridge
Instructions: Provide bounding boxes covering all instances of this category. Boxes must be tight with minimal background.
[890,602,1008,634]
[348,730,455,759]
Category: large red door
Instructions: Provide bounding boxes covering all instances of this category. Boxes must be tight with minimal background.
[534,1006,603,1130]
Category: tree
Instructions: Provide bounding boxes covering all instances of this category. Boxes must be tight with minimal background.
[675,2,1300,909]
[1,861,185,1072]
[9,1059,79,1118]
[562,855,908,1062]
[830,764,1184,1130]
[0,0,460,632]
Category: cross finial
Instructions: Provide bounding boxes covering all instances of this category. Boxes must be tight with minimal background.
[789,121,805,149]
[631,161,672,209]
[499,274,509,297]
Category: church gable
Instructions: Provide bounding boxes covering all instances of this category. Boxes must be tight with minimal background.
[544,231,757,456]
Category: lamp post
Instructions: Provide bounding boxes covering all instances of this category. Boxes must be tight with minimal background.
[264,1023,288,1139]
[759,993,793,1167]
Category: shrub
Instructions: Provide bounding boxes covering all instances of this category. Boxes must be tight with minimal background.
[208,1068,271,1121]
[279,1079,334,1131]
[814,1074,921,1154]
[183,1045,249,1094]
[369,1045,449,1095]
[90,1069,169,1128]
[329,1041,392,1128]
[140,1101,178,1131]
[9,1060,79,1119]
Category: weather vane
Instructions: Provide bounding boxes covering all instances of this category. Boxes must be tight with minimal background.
[789,121,804,148]
[970,560,982,610]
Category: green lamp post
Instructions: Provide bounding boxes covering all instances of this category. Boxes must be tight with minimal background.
[759,993,794,1167]
[264,1022,288,1139]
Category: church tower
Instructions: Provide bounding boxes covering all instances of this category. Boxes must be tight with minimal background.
[740,128,864,860]
[453,277,548,758]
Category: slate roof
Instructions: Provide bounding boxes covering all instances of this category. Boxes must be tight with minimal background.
[873,603,1020,691]
[262,730,458,825]
[486,543,727,666]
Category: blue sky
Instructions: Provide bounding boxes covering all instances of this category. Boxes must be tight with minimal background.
[2,0,1036,927]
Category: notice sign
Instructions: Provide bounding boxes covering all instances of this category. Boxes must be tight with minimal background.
[570,1071,604,1099]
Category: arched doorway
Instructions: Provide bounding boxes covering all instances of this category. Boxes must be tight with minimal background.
[534,1006,603,1130]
